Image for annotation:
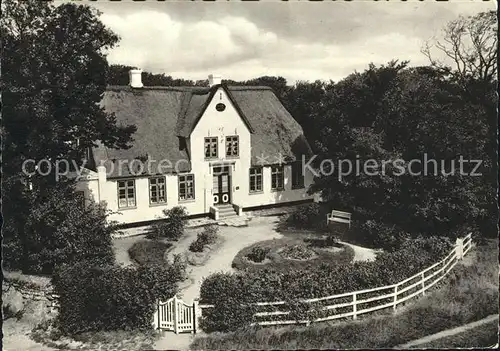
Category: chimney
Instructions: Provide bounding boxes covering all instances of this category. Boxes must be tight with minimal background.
[208,74,222,87]
[129,69,143,88]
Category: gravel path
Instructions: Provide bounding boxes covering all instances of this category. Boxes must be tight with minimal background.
[341,241,379,262]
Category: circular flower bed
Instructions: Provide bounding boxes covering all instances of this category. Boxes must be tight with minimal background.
[232,237,355,272]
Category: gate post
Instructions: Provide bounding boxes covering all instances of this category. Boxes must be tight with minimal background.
[173,295,179,334]
[455,238,464,260]
[152,300,159,330]
[193,299,199,333]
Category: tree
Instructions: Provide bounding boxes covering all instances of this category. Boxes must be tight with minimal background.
[422,11,497,234]
[310,62,494,236]
[422,11,497,86]
[107,64,197,86]
[1,0,136,272]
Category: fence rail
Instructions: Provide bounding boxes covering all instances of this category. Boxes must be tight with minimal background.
[223,233,473,327]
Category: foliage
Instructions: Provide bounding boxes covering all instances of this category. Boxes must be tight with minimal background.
[202,236,453,331]
[246,246,270,263]
[128,240,172,266]
[348,220,411,251]
[1,0,136,273]
[148,206,188,240]
[189,225,220,252]
[3,187,116,274]
[285,203,328,230]
[280,245,315,260]
[52,260,186,335]
[193,240,497,348]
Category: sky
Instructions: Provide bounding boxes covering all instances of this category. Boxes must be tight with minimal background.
[66,0,496,84]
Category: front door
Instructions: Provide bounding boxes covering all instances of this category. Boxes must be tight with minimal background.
[213,166,231,205]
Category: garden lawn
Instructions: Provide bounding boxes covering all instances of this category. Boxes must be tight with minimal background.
[408,318,498,348]
[191,239,498,349]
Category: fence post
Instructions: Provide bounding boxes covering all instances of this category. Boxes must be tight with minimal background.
[455,238,464,260]
[352,293,357,320]
[393,285,398,312]
[173,295,179,334]
[193,299,199,334]
[421,272,425,296]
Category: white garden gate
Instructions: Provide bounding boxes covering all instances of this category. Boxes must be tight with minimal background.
[153,295,198,334]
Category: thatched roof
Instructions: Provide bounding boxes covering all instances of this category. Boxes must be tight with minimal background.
[94,84,312,178]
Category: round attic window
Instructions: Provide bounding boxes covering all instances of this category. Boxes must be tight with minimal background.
[216,103,226,112]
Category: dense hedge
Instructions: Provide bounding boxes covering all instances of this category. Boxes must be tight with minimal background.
[53,259,186,335]
[200,236,453,332]
[128,240,172,266]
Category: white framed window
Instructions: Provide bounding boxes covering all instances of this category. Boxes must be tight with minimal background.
[178,174,195,201]
[118,179,136,208]
[225,135,239,157]
[149,176,166,204]
[204,137,218,159]
[249,167,263,192]
[271,166,284,190]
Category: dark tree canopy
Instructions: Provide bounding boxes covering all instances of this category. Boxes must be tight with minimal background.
[2,0,134,272]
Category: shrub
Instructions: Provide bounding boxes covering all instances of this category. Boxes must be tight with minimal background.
[350,220,410,251]
[189,225,219,253]
[148,206,187,240]
[280,245,315,260]
[246,246,270,263]
[285,203,327,230]
[128,240,172,266]
[52,259,186,335]
[201,236,456,332]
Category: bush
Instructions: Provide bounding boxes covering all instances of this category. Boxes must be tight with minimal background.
[280,245,315,260]
[52,259,186,335]
[3,187,117,274]
[189,225,219,253]
[148,206,187,240]
[246,246,270,263]
[350,220,410,251]
[128,240,172,266]
[201,236,454,332]
[285,203,327,230]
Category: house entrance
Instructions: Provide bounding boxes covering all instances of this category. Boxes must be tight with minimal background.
[212,165,231,205]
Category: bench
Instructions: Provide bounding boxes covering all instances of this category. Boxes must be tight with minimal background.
[326,210,352,228]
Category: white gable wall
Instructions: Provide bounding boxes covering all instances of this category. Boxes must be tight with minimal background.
[190,87,252,212]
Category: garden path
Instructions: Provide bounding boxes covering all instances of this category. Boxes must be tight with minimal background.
[340,242,379,262]
[2,319,57,351]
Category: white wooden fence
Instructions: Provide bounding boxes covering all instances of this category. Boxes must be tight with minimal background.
[199,233,473,327]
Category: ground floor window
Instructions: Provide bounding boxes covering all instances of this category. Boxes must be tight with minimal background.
[271,166,284,190]
[179,174,195,201]
[118,179,136,208]
[249,167,263,192]
[291,162,305,189]
[149,176,166,204]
